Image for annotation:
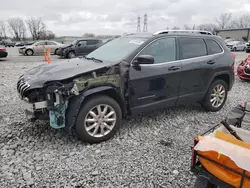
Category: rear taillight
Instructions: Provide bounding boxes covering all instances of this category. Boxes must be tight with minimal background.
[0,48,6,51]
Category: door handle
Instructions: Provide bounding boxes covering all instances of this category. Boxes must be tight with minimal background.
[168,66,180,71]
[207,60,216,65]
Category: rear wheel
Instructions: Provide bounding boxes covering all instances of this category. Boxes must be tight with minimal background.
[75,95,122,143]
[201,79,228,112]
[194,176,218,188]
[246,49,250,53]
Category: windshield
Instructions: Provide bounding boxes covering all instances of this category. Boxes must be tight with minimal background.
[86,37,147,62]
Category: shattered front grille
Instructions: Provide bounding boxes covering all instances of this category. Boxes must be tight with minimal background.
[17,77,30,99]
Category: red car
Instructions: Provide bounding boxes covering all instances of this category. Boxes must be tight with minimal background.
[237,55,250,81]
[0,47,8,58]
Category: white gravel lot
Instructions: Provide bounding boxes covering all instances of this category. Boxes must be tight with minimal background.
[0,48,249,188]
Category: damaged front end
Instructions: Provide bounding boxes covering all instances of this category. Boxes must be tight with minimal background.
[17,63,126,130]
[237,56,250,81]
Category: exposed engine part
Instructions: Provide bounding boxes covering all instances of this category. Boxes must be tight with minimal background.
[49,101,68,129]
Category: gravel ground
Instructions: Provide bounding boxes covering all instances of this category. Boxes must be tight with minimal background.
[0,48,249,188]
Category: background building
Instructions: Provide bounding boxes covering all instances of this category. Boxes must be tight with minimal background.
[216,28,250,41]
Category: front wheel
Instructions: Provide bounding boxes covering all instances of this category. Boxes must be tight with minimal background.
[25,49,34,56]
[201,79,228,112]
[75,95,122,143]
[67,51,76,59]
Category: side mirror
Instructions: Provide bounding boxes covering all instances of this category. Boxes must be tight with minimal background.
[133,55,154,66]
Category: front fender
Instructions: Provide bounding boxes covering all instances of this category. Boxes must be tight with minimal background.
[65,86,115,130]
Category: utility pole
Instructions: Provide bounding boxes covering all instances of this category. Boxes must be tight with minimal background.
[137,16,141,32]
[143,13,148,32]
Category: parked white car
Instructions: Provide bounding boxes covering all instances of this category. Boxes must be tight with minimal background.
[224,38,235,45]
[226,41,246,51]
[18,40,66,56]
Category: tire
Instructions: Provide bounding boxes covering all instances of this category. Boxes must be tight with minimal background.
[75,95,122,143]
[54,49,58,55]
[194,176,218,188]
[233,47,236,51]
[67,51,76,59]
[25,49,34,56]
[246,49,250,53]
[201,79,228,112]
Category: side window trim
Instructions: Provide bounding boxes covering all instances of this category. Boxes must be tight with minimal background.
[204,39,224,56]
[178,37,208,60]
[131,37,178,66]
[177,37,224,60]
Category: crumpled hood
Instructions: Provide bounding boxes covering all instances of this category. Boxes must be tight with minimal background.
[21,58,117,89]
[61,44,73,50]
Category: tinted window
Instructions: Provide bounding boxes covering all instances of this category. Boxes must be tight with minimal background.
[47,41,57,45]
[37,41,46,46]
[179,38,207,59]
[77,41,87,47]
[205,39,223,55]
[87,40,99,45]
[139,38,176,64]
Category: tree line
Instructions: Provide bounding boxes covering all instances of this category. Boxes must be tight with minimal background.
[169,13,250,34]
[0,17,55,41]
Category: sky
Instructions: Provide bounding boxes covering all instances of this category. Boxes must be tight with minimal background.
[1,0,250,37]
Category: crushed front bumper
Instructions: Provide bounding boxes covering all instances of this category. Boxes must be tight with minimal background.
[237,65,250,81]
[21,98,48,119]
[18,48,25,55]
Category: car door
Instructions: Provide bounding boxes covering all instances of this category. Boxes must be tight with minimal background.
[177,37,212,104]
[129,37,182,115]
[33,41,47,54]
[239,41,246,50]
[46,41,58,53]
[75,40,87,56]
[86,40,100,54]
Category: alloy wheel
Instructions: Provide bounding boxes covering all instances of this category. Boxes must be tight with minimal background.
[84,104,117,138]
[210,84,226,108]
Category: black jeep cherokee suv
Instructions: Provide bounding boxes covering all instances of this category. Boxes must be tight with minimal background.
[17,30,235,143]
[58,38,103,59]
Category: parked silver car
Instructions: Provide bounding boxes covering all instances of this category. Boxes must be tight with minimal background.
[226,41,246,51]
[18,41,66,56]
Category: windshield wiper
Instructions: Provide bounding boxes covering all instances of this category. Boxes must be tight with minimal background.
[83,56,103,63]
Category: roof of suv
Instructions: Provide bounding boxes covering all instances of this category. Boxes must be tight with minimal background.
[122,30,222,41]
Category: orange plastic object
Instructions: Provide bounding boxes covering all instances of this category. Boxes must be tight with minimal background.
[197,131,250,188]
[47,48,51,64]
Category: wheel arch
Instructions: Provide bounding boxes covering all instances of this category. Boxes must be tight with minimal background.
[65,86,125,130]
[207,72,232,92]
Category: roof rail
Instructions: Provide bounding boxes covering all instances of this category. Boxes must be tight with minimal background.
[153,30,213,35]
